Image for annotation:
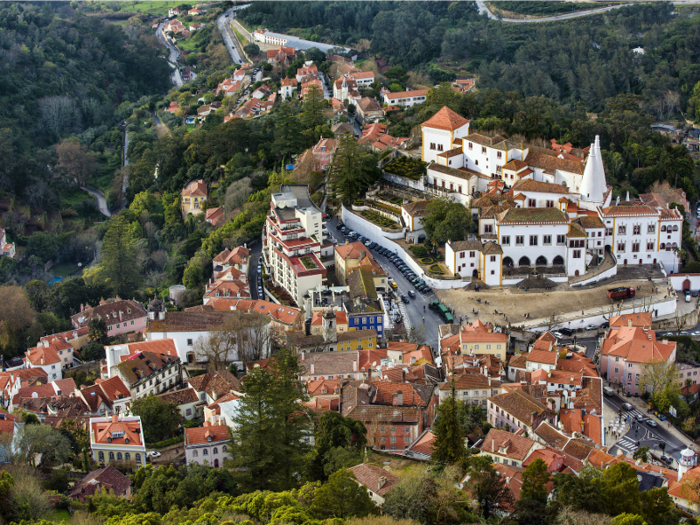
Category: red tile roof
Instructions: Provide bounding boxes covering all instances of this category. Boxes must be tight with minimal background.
[349,463,398,496]
[527,349,558,365]
[185,422,230,445]
[481,428,538,461]
[91,415,143,447]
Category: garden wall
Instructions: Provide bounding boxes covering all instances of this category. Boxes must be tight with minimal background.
[382,172,426,192]
[351,204,400,224]
[342,206,466,291]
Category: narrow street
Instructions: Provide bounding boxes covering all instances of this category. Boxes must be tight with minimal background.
[325,217,445,350]
[216,8,247,65]
[156,19,184,87]
[247,241,262,300]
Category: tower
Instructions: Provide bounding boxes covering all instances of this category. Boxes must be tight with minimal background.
[678,447,697,482]
[579,135,606,207]
[322,308,337,343]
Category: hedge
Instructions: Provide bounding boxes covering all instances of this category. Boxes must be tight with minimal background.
[429,264,444,274]
[147,435,184,449]
[420,257,434,264]
[409,245,429,258]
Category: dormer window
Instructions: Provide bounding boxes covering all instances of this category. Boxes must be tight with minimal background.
[207,435,212,442]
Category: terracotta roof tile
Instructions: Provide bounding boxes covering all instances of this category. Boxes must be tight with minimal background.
[185,423,230,445]
[481,428,537,461]
[349,463,398,496]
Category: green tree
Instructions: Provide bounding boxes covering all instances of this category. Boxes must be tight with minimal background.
[602,462,640,516]
[520,457,551,503]
[430,379,466,467]
[274,102,305,159]
[611,514,647,525]
[313,410,368,479]
[99,214,141,297]
[244,43,261,57]
[230,349,311,492]
[633,446,650,463]
[639,487,679,525]
[425,84,463,112]
[311,469,378,519]
[553,467,602,513]
[88,317,108,344]
[301,84,326,144]
[423,198,472,248]
[130,394,180,444]
[331,133,381,204]
[25,232,61,263]
[465,456,513,520]
[16,424,71,467]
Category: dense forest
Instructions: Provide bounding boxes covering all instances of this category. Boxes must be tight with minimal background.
[0,2,171,210]
[239,1,700,115]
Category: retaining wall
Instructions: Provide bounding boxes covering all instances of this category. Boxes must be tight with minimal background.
[382,172,426,192]
[341,206,467,290]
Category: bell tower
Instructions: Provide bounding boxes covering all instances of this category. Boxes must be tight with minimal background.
[678,447,697,482]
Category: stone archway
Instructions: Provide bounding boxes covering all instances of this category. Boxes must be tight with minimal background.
[553,255,564,265]
[472,269,479,278]
[518,256,531,268]
[503,256,514,268]
[536,256,547,266]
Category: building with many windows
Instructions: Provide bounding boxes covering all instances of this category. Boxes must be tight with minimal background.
[90,415,146,467]
[264,185,330,307]
[185,421,231,468]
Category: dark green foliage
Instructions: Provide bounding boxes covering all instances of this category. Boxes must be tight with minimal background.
[310,469,378,519]
[313,411,367,480]
[431,380,466,467]
[332,134,382,204]
[131,394,181,444]
[423,198,472,247]
[383,157,427,181]
[230,349,311,492]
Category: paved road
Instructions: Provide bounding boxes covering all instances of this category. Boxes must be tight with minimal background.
[326,217,445,350]
[477,0,700,23]
[156,19,184,87]
[216,8,246,65]
[81,186,111,218]
[605,392,687,466]
[247,241,262,300]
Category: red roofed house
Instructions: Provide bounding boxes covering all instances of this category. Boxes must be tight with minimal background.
[349,463,398,506]
[668,449,700,515]
[296,64,319,83]
[79,376,131,417]
[181,179,208,216]
[311,137,337,169]
[267,45,296,66]
[599,325,676,395]
[71,298,148,338]
[382,88,429,108]
[205,207,226,227]
[24,345,63,381]
[212,246,250,277]
[480,428,544,467]
[185,421,231,468]
[280,77,298,99]
[90,415,147,467]
[69,465,132,503]
[487,386,557,436]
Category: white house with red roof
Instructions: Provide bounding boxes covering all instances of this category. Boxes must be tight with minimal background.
[0,228,15,259]
[181,179,208,216]
[599,324,677,395]
[90,415,147,467]
[24,345,62,381]
[349,463,398,506]
[71,299,148,337]
[0,411,21,462]
[212,246,250,277]
[311,137,337,169]
[185,421,231,468]
[383,89,429,108]
[0,369,48,409]
[279,77,298,99]
[104,339,180,380]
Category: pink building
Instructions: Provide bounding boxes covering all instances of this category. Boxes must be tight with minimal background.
[599,326,676,395]
[71,299,148,337]
[312,137,338,169]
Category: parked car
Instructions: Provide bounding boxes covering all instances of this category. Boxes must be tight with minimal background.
[559,328,574,337]
[390,281,398,289]
[337,221,344,228]
[636,413,644,421]
[693,290,699,297]
[401,295,410,304]
[660,455,673,464]
[646,419,658,427]
[146,451,161,459]
[551,331,564,339]
[408,290,416,298]
[584,324,598,331]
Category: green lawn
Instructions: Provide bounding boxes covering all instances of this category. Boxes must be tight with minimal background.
[61,187,94,207]
[186,124,196,133]
[232,26,249,44]
[52,263,83,278]
[46,509,71,523]
[109,1,181,15]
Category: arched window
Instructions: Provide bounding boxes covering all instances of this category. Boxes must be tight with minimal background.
[125,453,130,461]
[213,447,218,454]
[661,225,667,232]
[135,454,141,464]
[203,449,209,455]
[673,225,679,231]
[193,450,198,457]
[109,452,115,461]
[117,452,122,461]
[222,445,228,451]
[660,243,666,249]
[98,451,104,462]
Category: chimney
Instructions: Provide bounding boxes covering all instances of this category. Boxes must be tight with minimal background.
[159,311,165,321]
[203,421,210,427]
[488,376,492,386]
[353,360,357,372]
[392,393,399,406]
[367,368,372,381]
[378,476,387,490]
[301,351,305,361]
[397,391,403,405]
[112,414,118,423]
[119,311,123,321]
[80,304,84,313]
[310,363,315,374]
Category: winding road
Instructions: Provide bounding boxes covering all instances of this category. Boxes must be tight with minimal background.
[156,19,184,87]
[476,0,700,23]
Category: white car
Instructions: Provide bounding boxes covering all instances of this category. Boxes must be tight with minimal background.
[551,331,564,339]
[146,451,161,459]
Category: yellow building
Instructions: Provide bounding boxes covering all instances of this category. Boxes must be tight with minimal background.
[334,241,387,290]
[337,328,377,352]
[181,179,208,217]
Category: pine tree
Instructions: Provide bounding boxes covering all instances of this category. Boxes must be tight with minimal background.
[274,102,305,159]
[99,214,140,297]
[431,378,466,466]
[331,134,381,204]
[230,349,311,492]
[301,84,325,135]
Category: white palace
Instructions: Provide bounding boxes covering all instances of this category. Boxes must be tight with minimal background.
[417,107,682,286]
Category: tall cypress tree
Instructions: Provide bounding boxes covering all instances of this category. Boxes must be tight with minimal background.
[431,378,466,466]
[230,349,310,492]
[99,213,140,297]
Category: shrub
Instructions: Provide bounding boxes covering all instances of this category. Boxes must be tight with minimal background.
[410,245,429,258]
[429,264,444,274]
[383,157,428,180]
[419,257,434,264]
[147,435,184,449]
